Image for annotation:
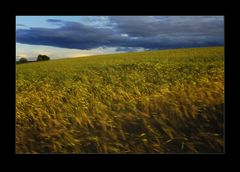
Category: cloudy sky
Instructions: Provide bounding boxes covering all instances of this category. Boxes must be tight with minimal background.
[16,16,224,60]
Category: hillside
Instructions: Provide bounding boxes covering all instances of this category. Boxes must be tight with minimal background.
[16,46,224,153]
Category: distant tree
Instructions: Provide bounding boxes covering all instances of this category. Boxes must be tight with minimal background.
[37,54,50,61]
[19,57,28,63]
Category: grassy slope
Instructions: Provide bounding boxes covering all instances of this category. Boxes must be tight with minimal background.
[16,46,224,153]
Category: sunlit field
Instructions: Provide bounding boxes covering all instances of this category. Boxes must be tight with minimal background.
[16,46,224,153]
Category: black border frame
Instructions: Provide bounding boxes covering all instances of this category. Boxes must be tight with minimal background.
[3,7,231,168]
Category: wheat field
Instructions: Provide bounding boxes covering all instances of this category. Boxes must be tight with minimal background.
[16,46,224,153]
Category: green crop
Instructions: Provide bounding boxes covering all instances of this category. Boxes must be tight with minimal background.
[16,46,224,153]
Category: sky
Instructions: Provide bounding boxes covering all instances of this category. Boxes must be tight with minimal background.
[16,16,224,60]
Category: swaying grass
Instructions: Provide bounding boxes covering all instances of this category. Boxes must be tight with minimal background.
[16,46,224,153]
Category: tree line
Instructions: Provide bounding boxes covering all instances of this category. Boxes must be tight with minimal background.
[17,54,50,64]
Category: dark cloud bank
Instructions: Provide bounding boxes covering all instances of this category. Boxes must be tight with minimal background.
[16,16,224,51]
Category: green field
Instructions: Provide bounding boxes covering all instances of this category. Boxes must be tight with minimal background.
[16,46,224,153]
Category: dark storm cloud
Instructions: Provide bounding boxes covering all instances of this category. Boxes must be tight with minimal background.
[17,20,117,49]
[16,16,224,50]
[109,16,224,38]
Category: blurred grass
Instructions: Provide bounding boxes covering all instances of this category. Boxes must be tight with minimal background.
[16,46,224,153]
